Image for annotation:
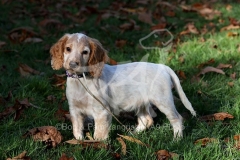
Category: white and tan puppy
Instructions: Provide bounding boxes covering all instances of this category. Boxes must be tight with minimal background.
[50,33,196,140]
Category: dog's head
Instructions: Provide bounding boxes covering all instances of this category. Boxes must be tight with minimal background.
[50,33,108,77]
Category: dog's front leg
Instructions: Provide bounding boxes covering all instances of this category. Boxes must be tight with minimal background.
[93,113,112,140]
[70,109,84,140]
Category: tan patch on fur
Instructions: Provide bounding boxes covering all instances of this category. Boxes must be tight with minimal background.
[87,37,109,77]
[50,34,69,70]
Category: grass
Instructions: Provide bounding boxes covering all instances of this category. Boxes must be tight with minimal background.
[1,0,240,159]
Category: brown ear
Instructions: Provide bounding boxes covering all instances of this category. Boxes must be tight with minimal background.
[50,34,69,70]
[88,38,108,77]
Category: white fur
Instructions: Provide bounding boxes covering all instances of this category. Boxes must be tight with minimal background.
[66,62,196,140]
[51,33,196,140]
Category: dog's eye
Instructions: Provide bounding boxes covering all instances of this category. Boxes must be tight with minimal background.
[66,47,71,52]
[82,50,88,55]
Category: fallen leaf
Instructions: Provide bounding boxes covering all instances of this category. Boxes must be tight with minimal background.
[221,24,240,32]
[115,39,127,48]
[55,106,70,122]
[155,149,179,160]
[86,132,94,140]
[151,23,167,31]
[138,12,153,25]
[180,22,199,35]
[230,72,236,80]
[177,70,187,79]
[226,4,232,11]
[18,63,41,77]
[197,58,215,68]
[228,82,234,87]
[6,150,30,160]
[229,17,239,26]
[198,7,221,20]
[51,74,66,89]
[180,4,221,20]
[0,41,6,48]
[117,134,148,147]
[0,98,31,121]
[216,63,232,69]
[227,32,239,37]
[194,137,217,146]
[23,126,63,148]
[198,66,225,75]
[24,37,43,43]
[119,22,134,31]
[112,152,121,160]
[199,112,234,121]
[39,19,62,27]
[108,58,118,65]
[59,153,74,160]
[116,137,126,155]
[65,139,108,149]
[8,27,40,43]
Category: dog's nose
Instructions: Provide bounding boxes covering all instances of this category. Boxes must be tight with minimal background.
[69,61,79,68]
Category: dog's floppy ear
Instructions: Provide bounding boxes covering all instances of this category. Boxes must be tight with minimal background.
[88,37,108,78]
[50,34,70,70]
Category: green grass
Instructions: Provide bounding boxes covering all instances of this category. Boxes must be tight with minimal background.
[1,0,240,159]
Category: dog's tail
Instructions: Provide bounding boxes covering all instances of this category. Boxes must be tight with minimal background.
[166,66,196,116]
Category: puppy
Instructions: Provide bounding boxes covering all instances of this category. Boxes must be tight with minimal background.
[50,33,196,140]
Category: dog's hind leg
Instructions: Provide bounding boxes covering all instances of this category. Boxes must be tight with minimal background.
[152,98,183,139]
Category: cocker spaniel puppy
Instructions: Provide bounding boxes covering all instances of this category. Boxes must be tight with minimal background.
[50,33,196,140]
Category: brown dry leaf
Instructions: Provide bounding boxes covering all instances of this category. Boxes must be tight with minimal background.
[228,82,234,87]
[197,58,215,68]
[65,139,108,149]
[24,37,43,43]
[46,95,56,102]
[177,70,187,79]
[226,4,232,11]
[194,137,217,146]
[180,4,221,20]
[55,106,70,122]
[18,63,41,77]
[229,17,239,26]
[0,98,30,121]
[86,132,94,140]
[234,135,240,141]
[198,8,221,20]
[23,126,63,148]
[227,32,239,37]
[180,23,199,35]
[198,66,225,75]
[116,137,127,155]
[39,19,62,27]
[119,22,134,31]
[59,153,74,160]
[7,150,30,160]
[234,135,240,150]
[230,72,236,80]
[117,134,148,147]
[216,63,232,69]
[108,58,118,65]
[165,10,175,17]
[8,27,39,43]
[221,24,240,32]
[115,40,127,48]
[151,23,167,31]
[155,149,179,160]
[51,74,66,88]
[0,41,6,48]
[120,8,138,14]
[138,12,154,25]
[199,112,234,121]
